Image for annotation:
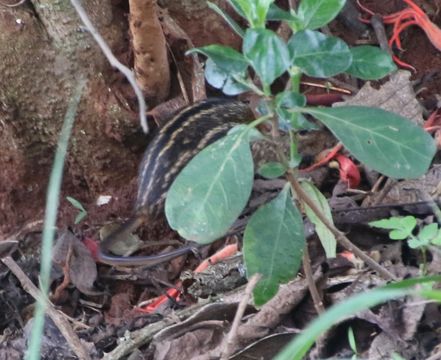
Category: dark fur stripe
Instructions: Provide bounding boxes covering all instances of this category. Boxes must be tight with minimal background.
[135,98,253,217]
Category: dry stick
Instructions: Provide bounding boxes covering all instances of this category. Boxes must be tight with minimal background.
[370,14,394,57]
[0,0,26,7]
[302,246,324,314]
[102,300,220,360]
[220,273,262,360]
[287,171,397,281]
[69,0,148,133]
[2,256,92,360]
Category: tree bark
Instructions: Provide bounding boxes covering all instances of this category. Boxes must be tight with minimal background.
[0,0,241,236]
[0,1,138,234]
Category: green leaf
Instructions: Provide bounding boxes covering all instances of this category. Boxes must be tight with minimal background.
[347,327,357,354]
[230,0,274,28]
[296,0,346,30]
[391,354,406,360]
[410,223,439,248]
[74,212,87,225]
[301,181,336,258]
[204,59,249,95]
[369,216,417,240]
[275,91,312,129]
[243,28,290,87]
[165,126,254,244]
[418,223,438,242]
[274,276,441,360]
[346,46,397,80]
[431,228,441,246]
[207,1,245,37]
[303,106,436,178]
[288,30,352,77]
[289,137,303,168]
[188,45,248,74]
[257,161,287,179]
[66,196,87,224]
[274,288,408,360]
[244,184,305,305]
[267,3,295,21]
[407,237,425,249]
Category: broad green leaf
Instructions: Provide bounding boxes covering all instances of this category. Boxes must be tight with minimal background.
[188,45,248,74]
[165,126,254,243]
[275,275,441,360]
[288,30,352,77]
[257,161,287,179]
[204,59,249,95]
[224,75,251,95]
[296,0,346,30]
[369,216,417,240]
[267,3,296,21]
[409,223,439,248]
[419,223,438,242]
[204,58,226,89]
[244,184,305,306]
[407,238,424,249]
[303,106,436,178]
[207,2,245,37]
[230,0,274,28]
[301,180,336,258]
[275,91,313,129]
[347,46,397,80]
[243,28,290,87]
[229,0,250,19]
[431,228,441,246]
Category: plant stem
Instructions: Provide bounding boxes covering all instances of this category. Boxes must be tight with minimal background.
[287,171,397,281]
[263,104,396,281]
[290,67,302,93]
[303,245,325,314]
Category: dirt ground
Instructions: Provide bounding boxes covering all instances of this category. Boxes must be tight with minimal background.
[1,0,441,359]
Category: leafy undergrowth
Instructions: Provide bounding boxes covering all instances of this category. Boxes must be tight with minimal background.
[1,0,441,360]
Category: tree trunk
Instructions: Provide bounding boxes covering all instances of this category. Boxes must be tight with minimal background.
[0,0,240,236]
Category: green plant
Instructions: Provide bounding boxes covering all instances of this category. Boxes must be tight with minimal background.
[66,196,88,224]
[273,275,441,360]
[27,79,86,360]
[165,0,436,305]
[347,326,358,359]
[370,216,441,273]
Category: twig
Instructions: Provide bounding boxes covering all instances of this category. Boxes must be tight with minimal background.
[220,274,261,360]
[370,14,394,57]
[1,256,92,360]
[102,300,215,359]
[302,246,324,314]
[301,80,353,95]
[0,0,26,7]
[288,171,397,281]
[69,0,148,133]
[52,244,74,302]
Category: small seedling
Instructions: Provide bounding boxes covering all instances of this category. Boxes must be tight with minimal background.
[370,216,441,273]
[66,196,88,224]
[347,326,358,359]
